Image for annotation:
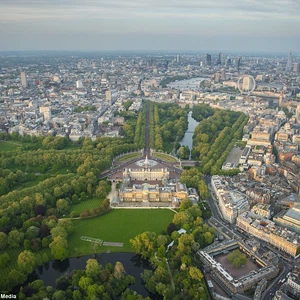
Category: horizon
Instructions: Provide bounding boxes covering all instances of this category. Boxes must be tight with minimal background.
[0,0,299,52]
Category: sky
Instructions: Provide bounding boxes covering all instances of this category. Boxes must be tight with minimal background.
[0,0,299,52]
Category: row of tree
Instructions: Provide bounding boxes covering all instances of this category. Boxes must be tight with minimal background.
[133,106,146,148]
[149,102,189,152]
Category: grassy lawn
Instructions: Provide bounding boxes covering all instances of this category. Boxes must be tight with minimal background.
[152,152,178,162]
[68,209,175,256]
[116,152,142,162]
[70,197,105,216]
[0,140,22,151]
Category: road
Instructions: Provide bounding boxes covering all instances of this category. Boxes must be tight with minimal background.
[98,100,183,180]
[144,99,151,156]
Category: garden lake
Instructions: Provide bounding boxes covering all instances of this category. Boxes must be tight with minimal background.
[25,252,161,299]
[180,111,199,159]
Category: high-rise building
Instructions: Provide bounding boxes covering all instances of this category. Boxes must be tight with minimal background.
[215,73,220,83]
[293,62,300,73]
[236,57,241,72]
[285,50,292,72]
[206,54,212,66]
[221,68,226,80]
[20,71,27,87]
[225,58,231,67]
[279,91,284,107]
[106,90,112,102]
[176,54,181,63]
[76,80,83,89]
[216,52,222,65]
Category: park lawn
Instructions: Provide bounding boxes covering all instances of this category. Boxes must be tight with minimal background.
[0,141,22,151]
[69,197,105,216]
[152,152,178,162]
[68,209,175,256]
[116,152,142,162]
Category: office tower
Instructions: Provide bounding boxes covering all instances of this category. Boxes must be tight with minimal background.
[206,54,212,66]
[236,57,241,72]
[76,80,83,89]
[216,52,222,65]
[279,91,284,107]
[215,73,220,83]
[21,71,27,87]
[221,68,226,80]
[176,54,181,63]
[293,62,300,73]
[106,90,112,102]
[285,50,292,72]
[200,61,203,67]
[225,58,231,67]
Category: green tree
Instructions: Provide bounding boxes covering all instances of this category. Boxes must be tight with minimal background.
[0,232,8,249]
[227,249,247,268]
[0,253,10,268]
[189,266,203,281]
[8,230,24,248]
[17,250,36,273]
[56,199,69,214]
[49,236,69,261]
[86,259,101,279]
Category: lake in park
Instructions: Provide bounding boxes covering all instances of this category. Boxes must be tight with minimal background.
[180,111,199,159]
[25,252,161,299]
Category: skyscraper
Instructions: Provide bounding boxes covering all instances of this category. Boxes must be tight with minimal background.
[279,91,284,107]
[236,57,241,72]
[225,58,232,67]
[216,52,222,65]
[206,54,212,66]
[20,71,27,87]
[106,90,112,102]
[285,50,292,72]
[221,68,226,80]
[293,62,300,74]
[176,54,181,63]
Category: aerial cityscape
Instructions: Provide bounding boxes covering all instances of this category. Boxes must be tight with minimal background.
[1,1,300,300]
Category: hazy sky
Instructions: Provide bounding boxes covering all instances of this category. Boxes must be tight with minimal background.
[0,0,299,52]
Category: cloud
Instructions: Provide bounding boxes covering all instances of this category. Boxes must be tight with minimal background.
[0,0,299,51]
[1,0,299,23]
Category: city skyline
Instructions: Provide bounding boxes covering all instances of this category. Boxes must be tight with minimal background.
[0,0,300,52]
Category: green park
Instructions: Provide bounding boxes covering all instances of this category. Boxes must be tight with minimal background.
[0,101,247,299]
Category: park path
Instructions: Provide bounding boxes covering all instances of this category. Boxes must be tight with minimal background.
[108,182,117,203]
[166,259,175,291]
